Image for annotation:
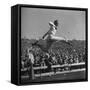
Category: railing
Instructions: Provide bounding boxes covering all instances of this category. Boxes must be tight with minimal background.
[21,62,85,71]
[21,62,86,79]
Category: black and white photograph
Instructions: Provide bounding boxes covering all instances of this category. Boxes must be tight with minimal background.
[0,0,90,89]
[20,5,87,84]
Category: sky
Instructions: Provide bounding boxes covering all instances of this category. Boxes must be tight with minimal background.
[21,7,86,40]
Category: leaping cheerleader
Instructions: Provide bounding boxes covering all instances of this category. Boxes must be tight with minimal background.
[32,20,72,52]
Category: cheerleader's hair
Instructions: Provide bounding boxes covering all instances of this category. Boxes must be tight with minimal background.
[54,20,58,27]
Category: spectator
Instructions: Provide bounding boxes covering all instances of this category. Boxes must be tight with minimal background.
[27,49,35,80]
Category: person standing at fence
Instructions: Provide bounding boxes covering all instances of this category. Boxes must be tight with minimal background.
[44,53,52,76]
[27,48,35,80]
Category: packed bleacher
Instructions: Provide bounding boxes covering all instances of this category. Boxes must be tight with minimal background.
[21,39,86,70]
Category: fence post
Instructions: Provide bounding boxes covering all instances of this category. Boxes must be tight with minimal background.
[28,62,35,80]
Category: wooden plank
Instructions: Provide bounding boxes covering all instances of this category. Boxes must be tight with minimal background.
[21,62,85,71]
[21,68,86,78]
[35,68,86,77]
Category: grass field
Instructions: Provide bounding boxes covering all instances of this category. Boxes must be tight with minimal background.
[21,68,86,84]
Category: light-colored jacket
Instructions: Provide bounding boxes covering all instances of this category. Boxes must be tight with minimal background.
[28,52,34,64]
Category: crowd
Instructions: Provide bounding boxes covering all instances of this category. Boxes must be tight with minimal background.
[21,46,86,69]
[21,39,86,79]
